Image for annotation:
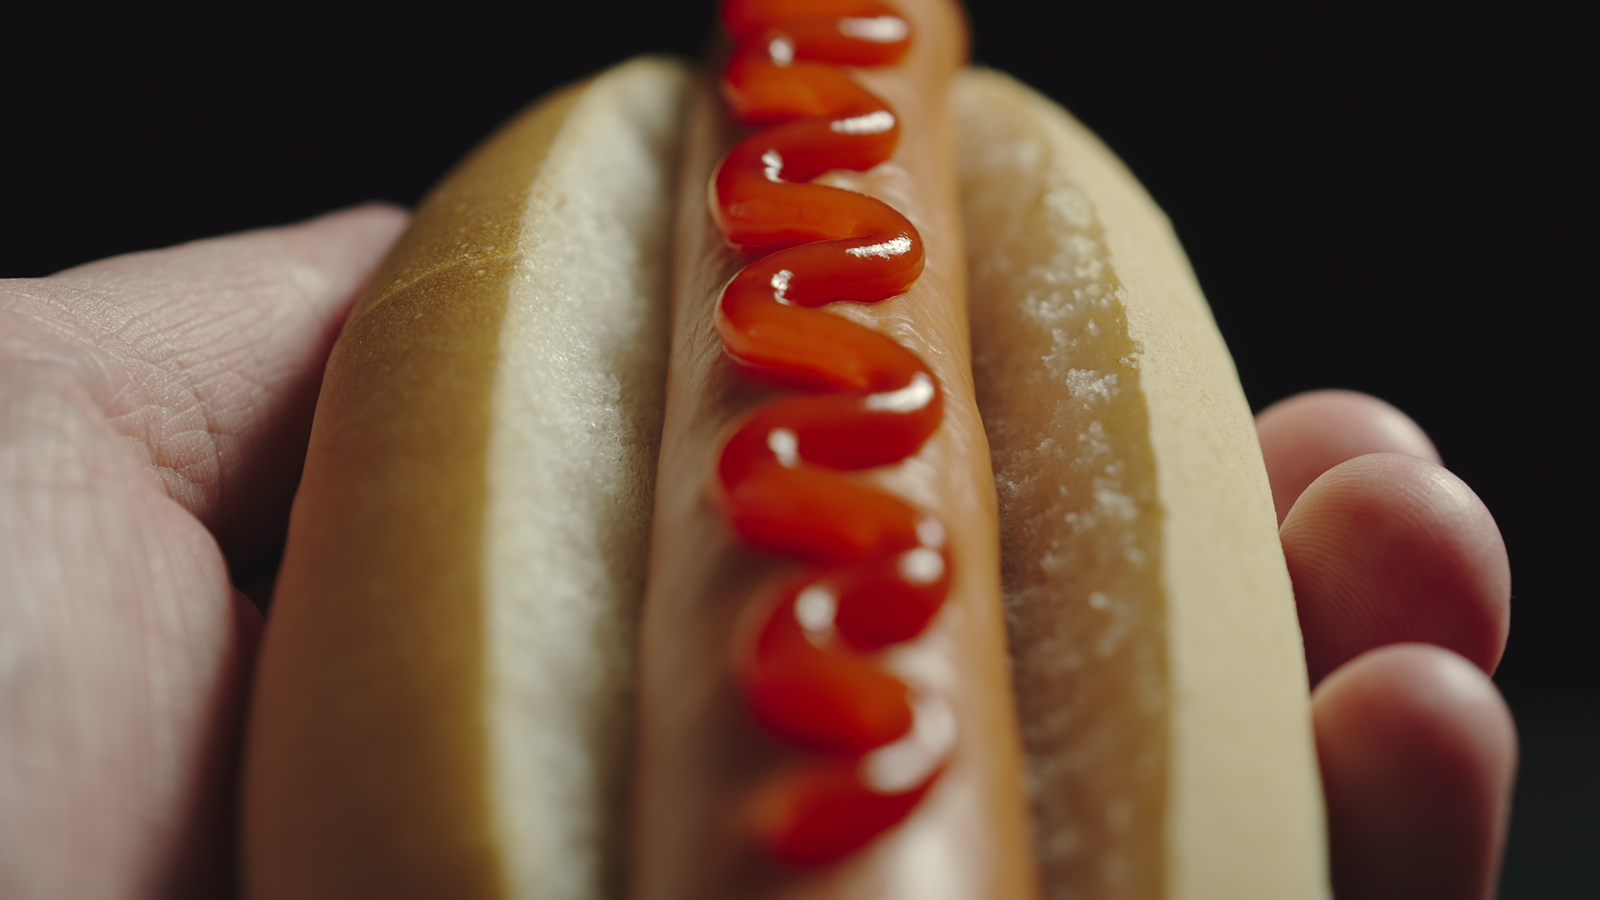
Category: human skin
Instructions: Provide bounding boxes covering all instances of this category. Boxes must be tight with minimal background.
[0,207,1514,899]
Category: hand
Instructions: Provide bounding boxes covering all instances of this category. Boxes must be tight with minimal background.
[1258,390,1515,900]
[0,212,1513,898]
[0,206,407,898]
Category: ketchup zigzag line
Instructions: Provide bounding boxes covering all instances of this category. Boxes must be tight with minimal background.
[714,0,956,866]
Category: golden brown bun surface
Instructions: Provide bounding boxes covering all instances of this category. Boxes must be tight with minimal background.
[243,58,687,900]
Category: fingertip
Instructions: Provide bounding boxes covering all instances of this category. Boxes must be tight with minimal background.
[311,200,411,225]
[1314,644,1517,900]
[1257,390,1439,524]
[37,203,412,566]
[281,203,410,259]
[1315,644,1518,796]
[246,204,410,308]
[1283,453,1510,684]
[50,202,410,287]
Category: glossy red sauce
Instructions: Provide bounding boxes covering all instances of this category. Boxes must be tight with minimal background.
[713,0,955,867]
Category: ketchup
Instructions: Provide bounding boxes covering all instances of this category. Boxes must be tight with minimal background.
[713,0,955,867]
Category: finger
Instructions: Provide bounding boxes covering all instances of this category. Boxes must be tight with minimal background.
[1281,453,1509,686]
[1,210,399,897]
[1314,644,1516,900]
[0,379,263,897]
[1256,390,1439,525]
[10,204,407,565]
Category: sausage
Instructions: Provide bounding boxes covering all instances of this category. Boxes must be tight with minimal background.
[630,0,1037,896]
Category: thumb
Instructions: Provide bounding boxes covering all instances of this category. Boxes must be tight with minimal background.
[25,204,408,566]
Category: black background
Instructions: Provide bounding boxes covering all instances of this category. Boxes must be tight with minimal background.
[3,0,1591,893]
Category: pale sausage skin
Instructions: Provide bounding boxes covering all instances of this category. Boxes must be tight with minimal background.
[629,1,1040,897]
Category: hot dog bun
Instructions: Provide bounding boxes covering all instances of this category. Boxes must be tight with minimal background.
[242,51,1326,900]
[958,68,1325,900]
[242,58,688,900]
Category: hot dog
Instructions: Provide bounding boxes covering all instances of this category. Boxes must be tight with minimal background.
[240,1,1326,898]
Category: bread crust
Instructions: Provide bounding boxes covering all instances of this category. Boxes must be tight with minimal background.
[242,59,688,900]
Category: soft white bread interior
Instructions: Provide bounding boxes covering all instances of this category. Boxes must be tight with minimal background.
[241,58,1326,900]
[959,68,1327,900]
[480,57,683,900]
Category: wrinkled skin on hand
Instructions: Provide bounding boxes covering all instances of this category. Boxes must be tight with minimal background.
[0,206,405,898]
[0,210,1512,899]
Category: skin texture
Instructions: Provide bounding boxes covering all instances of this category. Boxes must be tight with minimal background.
[1255,391,1516,900]
[1283,453,1510,686]
[1314,645,1515,900]
[0,212,1512,899]
[0,205,406,898]
[1256,390,1440,526]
